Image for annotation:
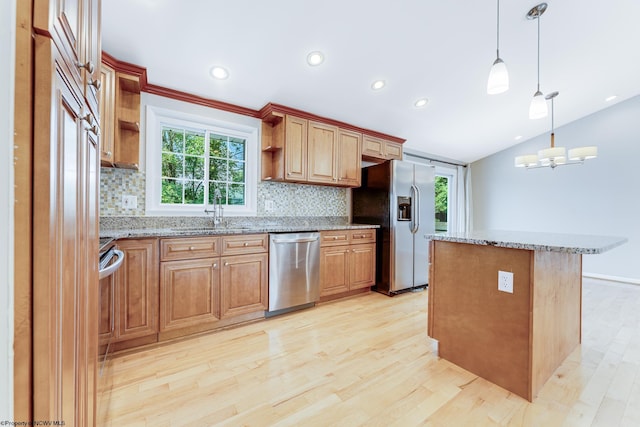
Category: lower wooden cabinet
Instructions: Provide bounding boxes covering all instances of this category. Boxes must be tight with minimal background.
[98,275,115,346]
[160,258,221,331]
[159,234,268,337]
[221,253,268,318]
[320,229,376,297]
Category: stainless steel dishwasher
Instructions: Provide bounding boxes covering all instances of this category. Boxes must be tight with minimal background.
[268,232,320,316]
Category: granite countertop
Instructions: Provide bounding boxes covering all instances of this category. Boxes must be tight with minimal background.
[100,216,379,239]
[425,230,627,254]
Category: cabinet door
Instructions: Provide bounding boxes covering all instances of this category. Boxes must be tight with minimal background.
[116,239,159,340]
[308,121,338,184]
[384,141,403,160]
[362,135,385,159]
[83,0,101,115]
[32,34,88,425]
[337,129,362,187]
[320,246,350,296]
[98,275,115,345]
[160,258,221,331]
[284,115,307,181]
[34,0,83,89]
[221,253,268,318]
[349,243,376,290]
[99,62,115,166]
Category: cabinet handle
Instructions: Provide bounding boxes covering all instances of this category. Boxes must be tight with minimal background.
[333,236,338,240]
[224,262,229,266]
[213,263,218,269]
[361,234,366,238]
[90,78,102,91]
[89,125,100,136]
[107,151,112,157]
[243,242,248,246]
[287,172,291,176]
[77,61,94,74]
[82,113,94,126]
[189,246,195,250]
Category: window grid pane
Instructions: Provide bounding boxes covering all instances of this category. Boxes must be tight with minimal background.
[160,125,247,207]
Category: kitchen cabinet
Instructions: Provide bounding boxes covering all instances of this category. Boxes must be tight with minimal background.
[115,238,159,340]
[362,135,403,162]
[98,275,115,346]
[32,0,101,424]
[261,108,362,187]
[159,236,221,332]
[308,121,338,184]
[158,234,268,337]
[221,252,268,318]
[319,229,376,298]
[337,128,362,186]
[99,62,115,165]
[113,72,141,169]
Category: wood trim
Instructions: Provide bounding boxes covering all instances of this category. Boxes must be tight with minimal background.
[259,102,406,144]
[101,51,147,86]
[101,52,406,143]
[13,0,34,420]
[143,83,261,118]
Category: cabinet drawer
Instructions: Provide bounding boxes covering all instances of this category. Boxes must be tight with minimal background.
[320,230,350,246]
[350,229,376,244]
[161,237,221,261]
[221,234,268,255]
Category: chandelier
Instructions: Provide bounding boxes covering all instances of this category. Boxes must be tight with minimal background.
[515,92,597,169]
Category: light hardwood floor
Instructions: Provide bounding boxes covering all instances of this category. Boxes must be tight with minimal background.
[97,277,640,426]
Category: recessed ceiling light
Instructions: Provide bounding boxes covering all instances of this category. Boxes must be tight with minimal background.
[210,66,229,80]
[605,95,617,102]
[371,80,386,90]
[307,51,324,66]
[414,98,429,108]
[515,135,523,141]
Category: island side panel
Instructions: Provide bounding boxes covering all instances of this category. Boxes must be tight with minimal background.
[530,250,582,397]
[429,240,533,400]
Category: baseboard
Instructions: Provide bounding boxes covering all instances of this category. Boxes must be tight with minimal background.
[583,272,640,286]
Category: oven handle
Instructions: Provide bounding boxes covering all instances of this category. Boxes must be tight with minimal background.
[99,249,124,280]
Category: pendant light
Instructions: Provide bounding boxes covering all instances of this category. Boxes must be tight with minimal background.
[515,91,598,169]
[487,0,509,94]
[527,3,548,119]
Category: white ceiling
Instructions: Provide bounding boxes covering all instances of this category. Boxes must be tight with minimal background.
[102,0,640,164]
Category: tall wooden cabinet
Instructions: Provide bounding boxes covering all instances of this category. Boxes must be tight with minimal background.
[32,0,101,424]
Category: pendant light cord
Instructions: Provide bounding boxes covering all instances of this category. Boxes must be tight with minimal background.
[536,14,541,92]
[496,0,500,57]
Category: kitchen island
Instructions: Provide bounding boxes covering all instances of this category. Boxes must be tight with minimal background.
[425,230,626,401]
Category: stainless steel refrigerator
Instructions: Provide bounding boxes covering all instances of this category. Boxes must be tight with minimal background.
[352,160,435,294]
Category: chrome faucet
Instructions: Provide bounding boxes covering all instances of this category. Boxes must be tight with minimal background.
[204,188,224,227]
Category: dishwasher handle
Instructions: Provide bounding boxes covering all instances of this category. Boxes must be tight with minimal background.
[99,249,124,280]
[271,236,319,244]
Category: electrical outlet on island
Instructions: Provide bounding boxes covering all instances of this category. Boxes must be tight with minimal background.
[498,270,514,293]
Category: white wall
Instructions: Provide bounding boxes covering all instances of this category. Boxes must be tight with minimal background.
[472,95,640,282]
[0,0,16,419]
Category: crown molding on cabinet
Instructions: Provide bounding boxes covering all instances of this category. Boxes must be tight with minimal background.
[101,52,405,144]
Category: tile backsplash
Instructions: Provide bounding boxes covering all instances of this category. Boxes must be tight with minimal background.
[100,168,146,216]
[100,168,348,217]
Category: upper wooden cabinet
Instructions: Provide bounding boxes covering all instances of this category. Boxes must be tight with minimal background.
[308,121,338,184]
[260,104,403,186]
[99,62,115,166]
[337,129,362,186]
[99,54,142,170]
[362,135,403,162]
[262,113,362,188]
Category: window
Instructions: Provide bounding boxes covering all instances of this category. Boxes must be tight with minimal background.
[146,105,258,216]
[435,175,449,233]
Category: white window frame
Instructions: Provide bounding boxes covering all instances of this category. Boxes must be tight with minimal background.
[145,105,258,216]
[435,166,458,233]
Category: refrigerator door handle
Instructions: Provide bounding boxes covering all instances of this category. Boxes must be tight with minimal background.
[411,184,420,233]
